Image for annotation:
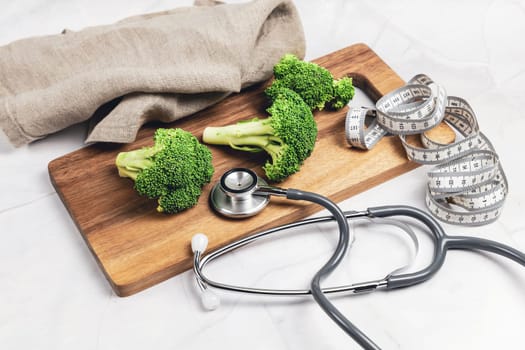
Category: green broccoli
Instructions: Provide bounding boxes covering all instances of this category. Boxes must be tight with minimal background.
[265,54,355,110]
[202,88,317,182]
[115,128,214,214]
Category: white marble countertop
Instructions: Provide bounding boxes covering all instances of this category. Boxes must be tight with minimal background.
[2,0,525,349]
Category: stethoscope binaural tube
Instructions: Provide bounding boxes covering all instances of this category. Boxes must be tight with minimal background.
[192,211,416,296]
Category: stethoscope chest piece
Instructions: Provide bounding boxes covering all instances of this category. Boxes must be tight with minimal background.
[210,168,270,218]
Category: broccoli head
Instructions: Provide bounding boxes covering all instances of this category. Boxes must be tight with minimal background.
[115,128,214,214]
[265,54,355,111]
[202,88,317,182]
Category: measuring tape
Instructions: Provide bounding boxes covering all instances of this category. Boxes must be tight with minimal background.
[345,74,508,226]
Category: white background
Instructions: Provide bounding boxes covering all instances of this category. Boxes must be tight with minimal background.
[1,0,525,349]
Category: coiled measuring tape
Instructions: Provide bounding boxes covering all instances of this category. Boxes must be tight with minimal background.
[345,74,508,226]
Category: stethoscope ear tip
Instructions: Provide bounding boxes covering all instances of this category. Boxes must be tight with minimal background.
[201,289,221,311]
[192,233,209,254]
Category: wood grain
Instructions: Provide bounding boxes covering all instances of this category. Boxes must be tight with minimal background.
[49,43,452,296]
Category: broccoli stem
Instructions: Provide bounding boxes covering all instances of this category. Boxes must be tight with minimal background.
[115,146,157,180]
[203,119,277,150]
[264,143,285,163]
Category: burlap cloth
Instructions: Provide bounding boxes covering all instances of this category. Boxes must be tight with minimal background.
[0,0,305,147]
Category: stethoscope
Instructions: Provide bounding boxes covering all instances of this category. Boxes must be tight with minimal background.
[191,168,525,350]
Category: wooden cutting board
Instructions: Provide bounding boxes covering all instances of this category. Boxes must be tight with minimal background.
[49,43,451,297]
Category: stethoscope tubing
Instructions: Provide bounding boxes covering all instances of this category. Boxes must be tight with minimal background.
[369,206,525,288]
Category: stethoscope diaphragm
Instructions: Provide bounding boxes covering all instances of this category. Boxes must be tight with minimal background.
[209,168,271,218]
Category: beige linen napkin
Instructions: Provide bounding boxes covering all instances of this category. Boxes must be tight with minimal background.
[0,0,305,147]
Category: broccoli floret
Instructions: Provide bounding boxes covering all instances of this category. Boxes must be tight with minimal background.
[115,128,214,214]
[330,77,356,109]
[202,88,317,182]
[265,54,355,110]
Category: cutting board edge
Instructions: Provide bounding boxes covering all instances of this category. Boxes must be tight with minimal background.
[48,167,122,293]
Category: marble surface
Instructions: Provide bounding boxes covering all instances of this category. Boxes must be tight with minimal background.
[1,0,525,349]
